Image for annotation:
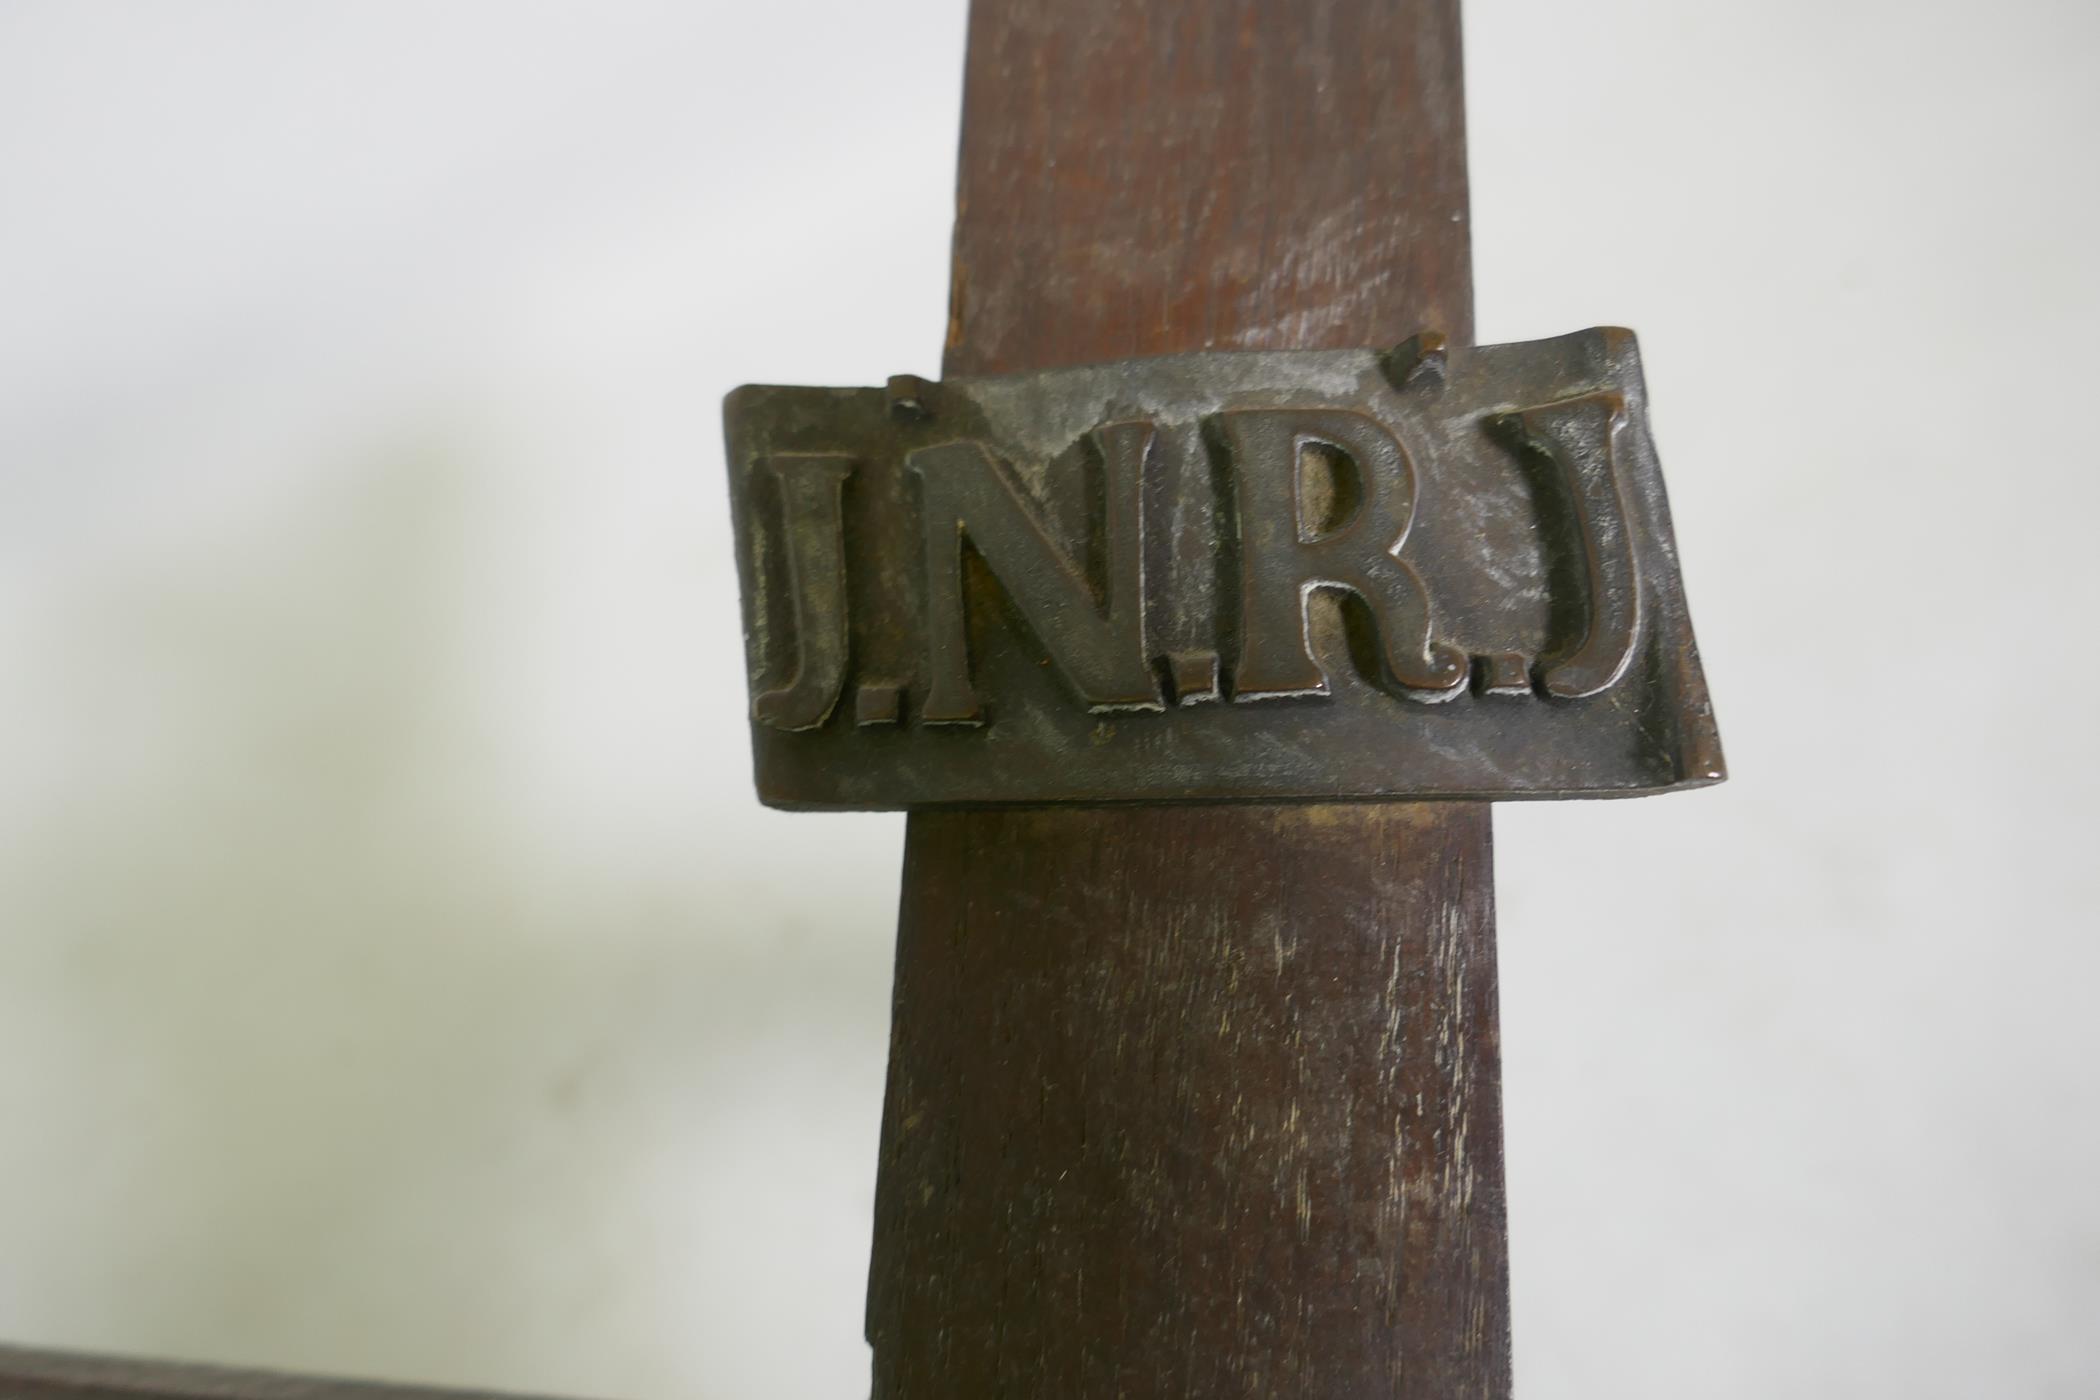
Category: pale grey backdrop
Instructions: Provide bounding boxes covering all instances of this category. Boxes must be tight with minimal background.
[2,2,2095,1397]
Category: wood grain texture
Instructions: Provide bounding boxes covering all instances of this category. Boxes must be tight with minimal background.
[869,806,1509,1398]
[941,0,1474,375]
[868,2,1510,1396]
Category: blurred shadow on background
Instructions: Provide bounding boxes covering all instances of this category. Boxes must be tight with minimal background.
[0,432,899,1399]
[0,3,980,1393]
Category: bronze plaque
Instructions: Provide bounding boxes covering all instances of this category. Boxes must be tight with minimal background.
[722,328,1722,808]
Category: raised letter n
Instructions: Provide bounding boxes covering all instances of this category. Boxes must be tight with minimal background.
[909,423,1160,724]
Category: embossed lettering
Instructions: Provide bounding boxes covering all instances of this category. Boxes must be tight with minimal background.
[1218,408,1466,701]
[909,422,1160,723]
[752,453,853,731]
[1486,393,1643,698]
[723,332,1725,806]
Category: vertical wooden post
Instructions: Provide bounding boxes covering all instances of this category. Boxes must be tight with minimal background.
[866,3,1510,1396]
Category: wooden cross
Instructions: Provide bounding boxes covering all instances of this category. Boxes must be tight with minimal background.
[1,1,1718,1396]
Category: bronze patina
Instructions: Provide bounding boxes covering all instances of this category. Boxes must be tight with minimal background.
[725,328,1721,807]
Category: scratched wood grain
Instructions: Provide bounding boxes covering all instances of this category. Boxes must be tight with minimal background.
[866,2,1512,1397]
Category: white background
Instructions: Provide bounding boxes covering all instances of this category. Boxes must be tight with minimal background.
[2,2,2095,1396]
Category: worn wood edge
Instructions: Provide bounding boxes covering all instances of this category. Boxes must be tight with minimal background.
[0,1345,588,1400]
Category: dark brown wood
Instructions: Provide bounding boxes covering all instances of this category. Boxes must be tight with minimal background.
[867,2,1510,1397]
[870,806,1508,1397]
[0,1345,579,1400]
[939,0,1475,372]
